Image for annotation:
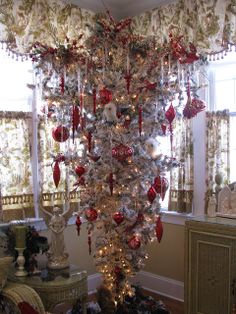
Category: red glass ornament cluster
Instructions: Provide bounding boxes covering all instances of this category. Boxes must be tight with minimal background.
[147,175,169,203]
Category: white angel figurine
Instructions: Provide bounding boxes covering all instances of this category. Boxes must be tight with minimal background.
[40,205,73,270]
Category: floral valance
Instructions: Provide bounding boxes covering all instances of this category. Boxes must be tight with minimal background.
[0,0,96,53]
[1,0,236,55]
[131,0,236,55]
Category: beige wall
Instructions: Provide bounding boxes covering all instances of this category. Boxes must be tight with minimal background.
[144,222,185,282]
[39,222,185,281]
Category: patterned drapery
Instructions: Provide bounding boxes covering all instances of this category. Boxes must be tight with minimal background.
[168,117,193,213]
[0,111,34,221]
[0,0,96,53]
[205,111,230,210]
[0,0,236,55]
[131,0,236,55]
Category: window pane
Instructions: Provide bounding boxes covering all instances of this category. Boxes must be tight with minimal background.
[215,80,235,111]
[0,49,32,112]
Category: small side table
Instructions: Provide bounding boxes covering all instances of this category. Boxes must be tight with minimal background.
[8,266,87,313]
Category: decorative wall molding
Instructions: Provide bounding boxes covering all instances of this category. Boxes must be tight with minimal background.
[87,271,184,302]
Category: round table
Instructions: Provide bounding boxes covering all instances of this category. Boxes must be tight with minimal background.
[8,265,88,313]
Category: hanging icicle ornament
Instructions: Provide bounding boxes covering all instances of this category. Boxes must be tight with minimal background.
[165,104,176,150]
[52,125,70,143]
[155,216,163,243]
[52,154,66,188]
[76,216,82,236]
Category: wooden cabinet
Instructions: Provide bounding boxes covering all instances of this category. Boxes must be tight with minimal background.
[185,216,236,314]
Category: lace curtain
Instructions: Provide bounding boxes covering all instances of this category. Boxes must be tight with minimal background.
[0,112,34,221]
[205,111,230,210]
[168,117,193,213]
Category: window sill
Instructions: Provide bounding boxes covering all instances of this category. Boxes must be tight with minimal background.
[161,211,195,226]
[8,215,78,232]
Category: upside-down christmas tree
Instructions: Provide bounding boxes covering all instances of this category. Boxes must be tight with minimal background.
[31,12,205,304]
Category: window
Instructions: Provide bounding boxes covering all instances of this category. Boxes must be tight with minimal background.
[0,45,32,111]
[208,52,236,183]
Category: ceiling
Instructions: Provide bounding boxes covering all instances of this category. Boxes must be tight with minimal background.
[68,0,174,20]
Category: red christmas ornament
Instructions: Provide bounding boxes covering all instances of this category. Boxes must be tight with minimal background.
[155,216,163,243]
[85,207,98,222]
[113,211,124,225]
[112,144,133,161]
[75,165,86,177]
[76,216,82,236]
[128,235,141,250]
[99,87,112,105]
[53,161,60,188]
[147,186,156,203]
[165,104,176,151]
[165,104,176,124]
[153,176,169,201]
[183,97,205,119]
[52,125,69,142]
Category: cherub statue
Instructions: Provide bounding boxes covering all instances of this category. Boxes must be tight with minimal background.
[40,205,73,270]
